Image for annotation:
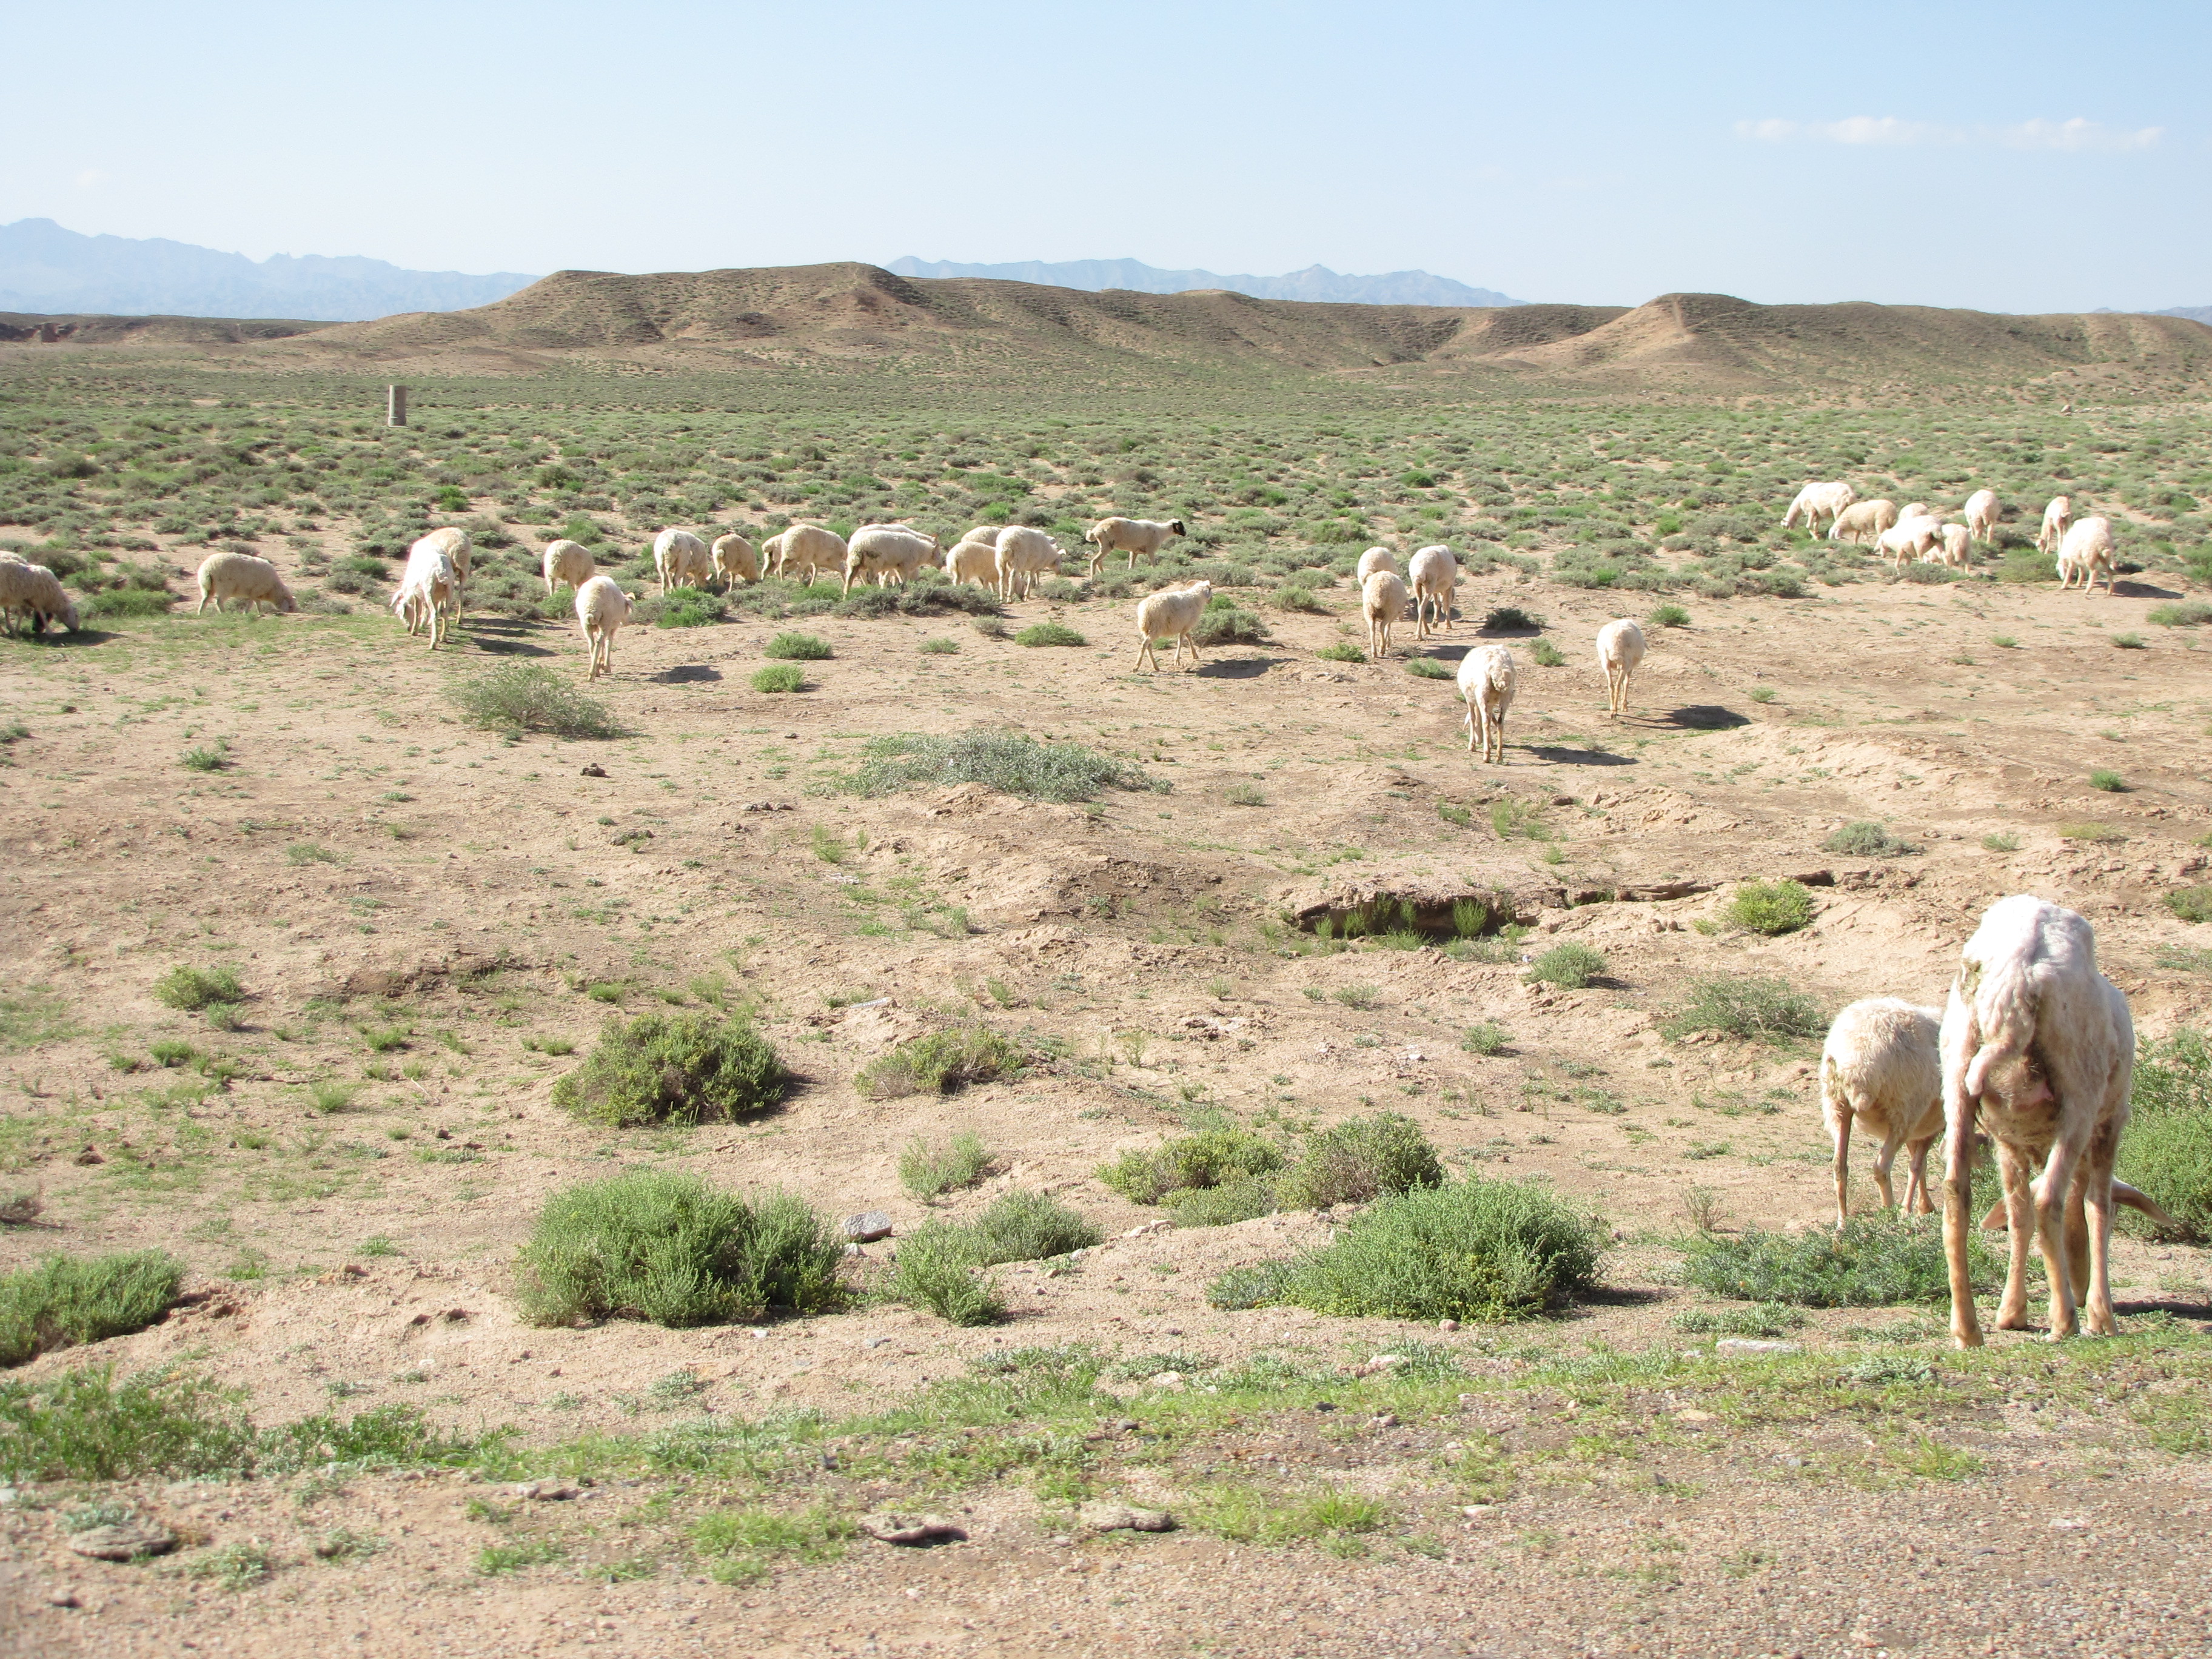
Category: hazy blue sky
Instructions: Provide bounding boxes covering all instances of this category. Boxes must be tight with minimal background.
[8,0,2205,310]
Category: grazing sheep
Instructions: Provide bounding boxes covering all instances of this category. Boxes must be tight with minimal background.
[994,526,1065,600]
[1900,503,1930,523]
[844,523,942,595]
[946,533,1002,589]
[1407,545,1457,637]
[1134,579,1213,671]
[541,538,596,597]
[1878,514,1943,569]
[1964,489,1999,546]
[1458,644,1517,765]
[575,573,632,681]
[0,560,78,634]
[1084,515,1185,575]
[1937,523,1971,568]
[2057,515,2115,594]
[1595,617,1646,718]
[2037,495,2072,556]
[1939,895,2133,1346]
[194,551,297,617]
[411,527,471,608]
[1361,569,1408,660]
[391,546,458,649]
[1782,480,1855,532]
[1356,546,1398,583]
[1829,499,1899,543]
[1821,997,1943,1230]
[711,533,759,587]
[654,529,714,595]
[772,523,846,582]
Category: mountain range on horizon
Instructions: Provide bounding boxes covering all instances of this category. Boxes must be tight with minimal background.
[887,255,1525,308]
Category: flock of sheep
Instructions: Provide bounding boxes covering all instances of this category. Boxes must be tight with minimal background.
[1783,480,2117,592]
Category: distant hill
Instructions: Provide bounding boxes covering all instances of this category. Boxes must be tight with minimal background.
[2158,305,2212,326]
[886,255,1523,309]
[0,218,538,322]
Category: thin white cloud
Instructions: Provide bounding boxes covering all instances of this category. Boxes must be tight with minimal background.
[2001,118,2161,152]
[1736,116,2161,153]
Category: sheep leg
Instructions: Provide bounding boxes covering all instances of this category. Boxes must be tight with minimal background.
[2079,1134,2119,1337]
[1873,1120,1905,1213]
[1184,631,1201,669]
[1905,1134,1937,1214]
[1137,637,1157,672]
[1941,1108,1984,1349]
[1831,1108,1853,1230]
[1994,1139,2037,1329]
[2033,1136,2085,1339]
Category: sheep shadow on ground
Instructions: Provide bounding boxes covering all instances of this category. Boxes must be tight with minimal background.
[1193,655,1290,679]
[1524,743,1635,767]
[2112,580,2182,599]
[1664,705,1751,730]
[470,635,555,657]
[5,628,116,649]
[650,664,722,684]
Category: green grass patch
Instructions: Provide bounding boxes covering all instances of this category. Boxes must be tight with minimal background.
[1460,1021,1511,1055]
[1275,1113,1444,1210]
[1525,943,1604,990]
[1722,879,1815,936]
[2167,886,2212,925]
[551,1013,785,1127]
[1405,657,1453,679]
[899,1131,996,1201]
[652,589,726,628]
[1100,1127,1285,1205]
[1661,976,1825,1045]
[762,631,831,660]
[2090,769,2125,793]
[0,985,77,1053]
[0,1251,184,1367]
[857,1025,1023,1099]
[448,662,620,739]
[0,1366,255,1482]
[751,664,807,693]
[1649,603,1691,628]
[1822,820,1919,857]
[1683,1213,1996,1307]
[154,964,242,1012]
[833,731,1163,803]
[1528,638,1566,668]
[2119,1030,2212,1242]
[1671,1302,1807,1338]
[888,1190,1101,1324]
[691,1504,853,1584]
[2147,600,2212,626]
[1015,621,1087,647]
[1315,642,1366,663]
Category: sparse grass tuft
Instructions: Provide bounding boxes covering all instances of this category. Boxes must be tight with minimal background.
[751,663,807,694]
[1101,1128,1284,1205]
[551,1013,785,1127]
[2167,886,2212,925]
[857,1025,1024,1099]
[2117,1030,2212,1242]
[1672,1302,1806,1337]
[155,964,242,1013]
[762,631,831,660]
[888,1190,1101,1324]
[899,1131,996,1201]
[1461,1021,1511,1056]
[1661,976,1825,1044]
[181,742,228,772]
[1649,603,1691,628]
[0,1365,255,1481]
[1275,1113,1444,1210]
[1,1251,185,1367]
[1722,879,1815,936]
[2089,769,2125,793]
[1406,657,1453,679]
[1524,944,1604,990]
[1981,832,2020,852]
[1528,638,1566,668]
[1315,642,1366,663]
[835,731,1163,802]
[448,663,620,739]
[2059,820,2122,842]
[2147,600,2212,626]
[691,1504,853,1584]
[1822,820,1918,857]
[1683,1213,1994,1307]
[919,636,960,655]
[1016,621,1087,648]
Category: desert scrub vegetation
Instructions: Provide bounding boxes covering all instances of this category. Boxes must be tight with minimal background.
[899,1131,996,1201]
[887,1190,1102,1326]
[2117,1029,2212,1241]
[1100,1125,1284,1206]
[154,962,242,1013]
[832,731,1164,803]
[1524,943,1604,990]
[551,1013,784,1127]
[750,663,807,694]
[515,1170,845,1328]
[448,662,620,739]
[1014,620,1086,648]
[1,1250,184,1367]
[1661,976,1826,1045]
[2165,885,2212,925]
[1721,879,1816,936]
[1273,1113,1444,1209]
[857,1025,1023,1099]
[1823,820,1919,857]
[762,630,831,660]
[1681,1213,1996,1307]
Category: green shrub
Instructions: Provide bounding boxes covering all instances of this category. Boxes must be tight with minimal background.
[1671,1302,1806,1337]
[551,1013,784,1127]
[2167,886,2212,925]
[919,636,960,654]
[691,1504,853,1583]
[1207,1260,1296,1310]
[1275,1113,1443,1209]
[1525,943,1604,990]
[1315,641,1367,663]
[899,1131,995,1200]
[886,1232,1007,1326]
[1014,621,1087,647]
[84,586,173,618]
[2089,769,2125,793]
[1405,657,1453,679]
[857,1025,1022,1099]
[653,589,726,628]
[181,743,227,771]
[1682,1213,1994,1307]
[1460,1021,1511,1056]
[1191,606,1266,646]
[0,1252,185,1367]
[834,731,1162,802]
[2119,1030,2212,1241]
[514,1171,843,1327]
[888,1190,1101,1324]
[1661,976,1825,1044]
[1264,1178,1603,1322]
[448,663,619,739]
[1170,1178,1279,1228]
[2147,600,2212,626]
[1823,820,1918,857]
[1100,1127,1284,1205]
[1274,583,1324,612]
[1723,879,1815,936]
[961,1188,1102,1264]
[155,964,242,1012]
[1528,638,1566,668]
[0,1366,256,1482]
[751,664,807,693]
[1482,606,1543,631]
[763,631,831,659]
[1649,603,1690,628]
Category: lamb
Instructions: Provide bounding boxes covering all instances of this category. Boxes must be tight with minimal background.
[1782,480,1855,532]
[1939,895,2134,1346]
[1356,546,1398,583]
[994,526,1065,600]
[711,533,759,587]
[2036,495,2072,556]
[390,546,458,649]
[1085,516,1184,575]
[1936,523,1971,568]
[1458,644,1517,765]
[541,538,596,597]
[1134,579,1213,671]
[0,561,78,634]
[771,523,846,582]
[1361,569,1408,660]
[654,529,714,595]
[1900,503,1930,522]
[1963,488,1999,546]
[1828,499,1898,543]
[1877,514,1943,569]
[2056,515,2115,594]
[1821,997,1943,1230]
[1594,617,1646,718]
[1407,545,1457,637]
[194,551,297,617]
[575,573,632,682]
[410,527,471,609]
[844,523,942,595]
[945,532,1002,589]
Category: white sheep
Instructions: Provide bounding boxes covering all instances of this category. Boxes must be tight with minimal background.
[1356,546,1398,583]
[411,527,471,609]
[0,561,79,634]
[994,526,1065,600]
[1134,579,1213,671]
[654,529,714,595]
[1407,545,1457,637]
[844,523,942,595]
[541,538,595,597]
[1821,997,1943,1230]
[2056,515,2115,594]
[1361,570,1407,660]
[194,551,297,617]
[1458,644,1517,765]
[1594,617,1646,718]
[1963,488,1999,546]
[1085,516,1185,575]
[1782,480,1855,532]
[1828,499,1898,544]
[1937,523,1971,568]
[945,532,1002,589]
[1877,514,1943,569]
[1900,503,1929,521]
[391,546,458,649]
[771,523,846,582]
[711,533,759,587]
[2037,495,2072,556]
[575,573,632,681]
[1939,894,2134,1346]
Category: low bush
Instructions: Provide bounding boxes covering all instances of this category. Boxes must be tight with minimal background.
[959,1188,1102,1264]
[885,1232,1007,1327]
[1100,1127,1284,1205]
[155,964,241,1012]
[515,1171,844,1327]
[888,1190,1101,1324]
[1015,621,1087,647]
[1671,1302,1806,1337]
[1275,1113,1443,1209]
[551,1013,785,1127]
[899,1130,995,1201]
[1661,976,1826,1044]
[1723,879,1815,936]
[1170,1178,1279,1228]
[2118,1029,2212,1241]
[834,731,1163,802]
[1,1251,185,1367]
[2090,769,2126,793]
[1649,603,1691,628]
[2147,600,2212,626]
[857,1025,1023,1099]
[2167,886,2212,925]
[84,587,173,618]
[652,589,726,628]
[1528,638,1566,668]
[1315,642,1366,662]
[1682,1213,1994,1307]
[1482,606,1543,632]
[762,631,831,660]
[750,664,807,694]
[1405,657,1453,679]
[448,663,620,739]
[1823,820,1919,857]
[1191,605,1267,646]
[1525,943,1604,990]
[0,1365,256,1482]
[1461,1021,1511,1056]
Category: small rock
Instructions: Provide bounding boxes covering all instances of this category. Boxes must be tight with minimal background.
[858,1512,967,1546]
[1370,1413,1399,1430]
[68,1522,176,1561]
[844,1211,894,1243]
[1367,1353,1404,1370]
[1078,1502,1175,1535]
[2050,1517,2088,1531]
[1123,1219,1170,1238]
[1772,1453,1805,1467]
[1460,1504,1496,1519]
[72,1147,103,1166]
[580,763,608,778]
[842,1242,864,1258]
[514,1480,580,1501]
[47,1590,81,1609]
[1313,1401,1338,1413]
[740,800,791,814]
[1147,1372,1184,1390]
[1715,1338,1801,1355]
[1675,1409,1715,1424]
[863,1336,890,1349]
[1437,1319,1461,1332]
